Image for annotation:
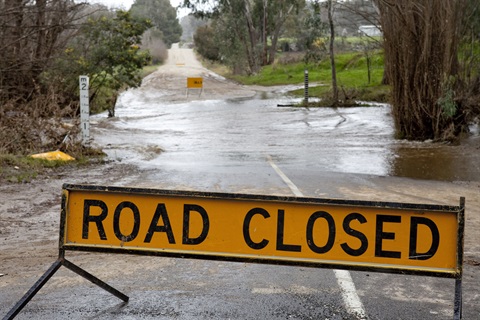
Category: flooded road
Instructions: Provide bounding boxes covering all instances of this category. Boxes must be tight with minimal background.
[2,45,480,320]
[85,76,480,319]
[90,43,480,185]
[93,89,480,185]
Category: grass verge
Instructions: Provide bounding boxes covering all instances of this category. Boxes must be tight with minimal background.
[140,64,160,78]
[210,50,390,105]
[0,147,106,183]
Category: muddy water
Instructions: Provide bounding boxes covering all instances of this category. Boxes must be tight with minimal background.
[390,141,479,181]
[93,90,480,183]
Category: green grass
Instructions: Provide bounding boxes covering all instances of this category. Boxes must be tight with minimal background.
[0,147,105,183]
[0,155,61,183]
[141,64,159,78]
[228,50,389,103]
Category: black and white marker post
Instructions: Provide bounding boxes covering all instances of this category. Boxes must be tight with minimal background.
[79,75,90,146]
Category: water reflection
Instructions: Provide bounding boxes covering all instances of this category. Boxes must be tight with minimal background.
[97,91,480,183]
[389,137,480,181]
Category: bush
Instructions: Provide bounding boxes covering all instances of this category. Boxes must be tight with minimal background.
[194,25,220,61]
[277,52,305,65]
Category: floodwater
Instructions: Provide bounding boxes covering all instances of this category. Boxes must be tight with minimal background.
[92,89,480,183]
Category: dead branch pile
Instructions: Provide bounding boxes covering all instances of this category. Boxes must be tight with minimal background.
[0,89,81,155]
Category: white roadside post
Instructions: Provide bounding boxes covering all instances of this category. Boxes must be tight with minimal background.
[79,75,90,145]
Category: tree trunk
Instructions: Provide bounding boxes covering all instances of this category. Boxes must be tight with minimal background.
[2,0,25,98]
[267,3,294,65]
[327,0,338,107]
[243,0,260,74]
[262,0,268,66]
[375,0,466,141]
[267,28,280,65]
[34,0,47,72]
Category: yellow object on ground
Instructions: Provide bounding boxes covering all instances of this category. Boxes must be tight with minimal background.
[30,150,75,161]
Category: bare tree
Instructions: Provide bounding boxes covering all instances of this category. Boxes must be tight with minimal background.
[0,0,86,103]
[0,1,100,154]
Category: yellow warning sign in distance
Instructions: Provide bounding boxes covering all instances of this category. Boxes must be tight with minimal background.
[61,184,463,278]
[187,77,203,88]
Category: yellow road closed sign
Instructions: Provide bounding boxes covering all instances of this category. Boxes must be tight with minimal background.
[187,77,203,88]
[61,184,464,278]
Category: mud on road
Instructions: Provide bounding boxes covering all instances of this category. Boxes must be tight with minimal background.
[1,45,480,319]
[2,161,480,319]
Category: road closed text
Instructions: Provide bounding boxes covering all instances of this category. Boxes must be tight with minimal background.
[63,187,461,274]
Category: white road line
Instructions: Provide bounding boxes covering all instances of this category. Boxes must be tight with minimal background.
[266,155,303,197]
[334,270,369,319]
[267,155,369,320]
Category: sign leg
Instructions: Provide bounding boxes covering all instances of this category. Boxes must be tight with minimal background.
[453,278,462,320]
[62,259,129,302]
[3,259,63,320]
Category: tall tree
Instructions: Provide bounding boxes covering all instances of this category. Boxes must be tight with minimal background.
[131,0,182,47]
[374,0,469,141]
[180,14,207,42]
[0,2,152,153]
[193,24,220,60]
[460,0,480,85]
[300,0,328,64]
[262,0,300,65]
[184,0,304,74]
[50,10,151,114]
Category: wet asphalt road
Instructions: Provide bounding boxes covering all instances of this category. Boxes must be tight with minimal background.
[95,90,480,186]
[3,62,480,319]
[65,89,477,320]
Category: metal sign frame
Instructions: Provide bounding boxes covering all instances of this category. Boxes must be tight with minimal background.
[186,77,203,89]
[186,77,203,97]
[4,184,465,319]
